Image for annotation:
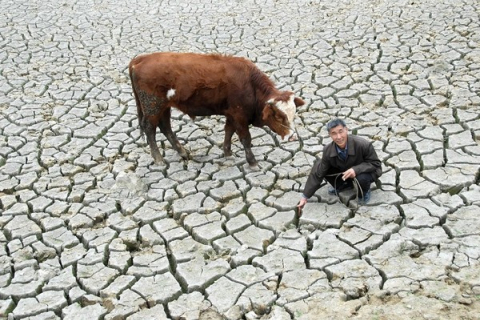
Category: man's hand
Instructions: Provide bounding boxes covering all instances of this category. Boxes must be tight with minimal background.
[297,197,308,216]
[342,168,356,181]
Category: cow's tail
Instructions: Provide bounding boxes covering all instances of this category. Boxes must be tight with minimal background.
[129,62,146,138]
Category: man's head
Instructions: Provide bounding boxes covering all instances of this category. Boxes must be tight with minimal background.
[327,119,348,148]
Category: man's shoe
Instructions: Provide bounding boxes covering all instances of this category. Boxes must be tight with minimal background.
[328,182,352,195]
[328,186,338,195]
[359,189,371,204]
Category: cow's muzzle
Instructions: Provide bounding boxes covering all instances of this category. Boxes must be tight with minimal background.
[283,128,297,142]
[288,133,298,142]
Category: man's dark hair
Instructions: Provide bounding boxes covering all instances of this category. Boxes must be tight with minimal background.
[326,119,347,133]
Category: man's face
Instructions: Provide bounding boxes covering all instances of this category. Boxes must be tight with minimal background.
[329,125,348,148]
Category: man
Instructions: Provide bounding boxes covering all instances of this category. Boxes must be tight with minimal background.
[297,119,382,213]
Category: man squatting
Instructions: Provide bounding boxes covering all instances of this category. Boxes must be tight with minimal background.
[297,119,383,214]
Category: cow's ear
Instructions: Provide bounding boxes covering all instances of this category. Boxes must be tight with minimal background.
[262,104,274,121]
[294,97,305,107]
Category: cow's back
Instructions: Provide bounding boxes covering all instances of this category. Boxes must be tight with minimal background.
[130,52,251,91]
[130,52,258,116]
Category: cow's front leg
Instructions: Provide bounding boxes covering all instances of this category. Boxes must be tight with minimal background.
[158,109,188,159]
[145,121,163,163]
[237,129,257,166]
[223,120,235,157]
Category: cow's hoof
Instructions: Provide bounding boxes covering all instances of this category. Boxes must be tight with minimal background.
[152,154,163,164]
[248,161,258,167]
[244,162,260,172]
[177,147,189,160]
[223,148,232,157]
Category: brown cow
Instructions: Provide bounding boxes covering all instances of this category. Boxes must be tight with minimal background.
[128,52,305,166]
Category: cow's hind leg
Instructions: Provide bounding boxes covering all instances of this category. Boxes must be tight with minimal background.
[158,109,188,160]
[130,67,145,137]
[136,89,164,163]
[145,120,163,163]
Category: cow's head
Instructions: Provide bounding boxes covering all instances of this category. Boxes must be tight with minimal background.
[262,93,305,141]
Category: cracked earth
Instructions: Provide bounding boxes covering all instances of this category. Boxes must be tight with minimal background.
[1,0,480,319]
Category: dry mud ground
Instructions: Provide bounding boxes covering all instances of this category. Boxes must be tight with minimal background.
[1,0,480,319]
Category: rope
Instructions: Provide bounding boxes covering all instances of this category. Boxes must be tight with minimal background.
[327,172,364,207]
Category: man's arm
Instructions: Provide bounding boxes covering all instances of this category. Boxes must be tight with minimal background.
[297,151,330,216]
[351,141,382,176]
[303,158,323,199]
[303,145,330,199]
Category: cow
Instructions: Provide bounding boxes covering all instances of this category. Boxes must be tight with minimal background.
[128,52,305,166]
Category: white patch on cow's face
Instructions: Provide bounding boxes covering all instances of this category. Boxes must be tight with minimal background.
[167,89,176,100]
[270,94,297,141]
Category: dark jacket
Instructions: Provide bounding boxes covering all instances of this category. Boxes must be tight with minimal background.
[302,135,382,198]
